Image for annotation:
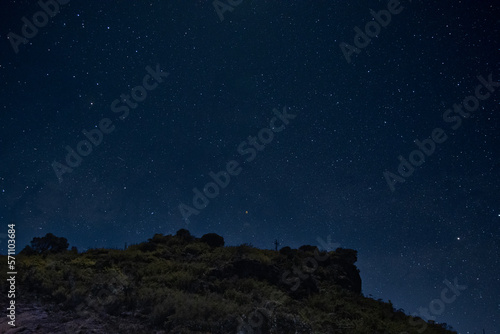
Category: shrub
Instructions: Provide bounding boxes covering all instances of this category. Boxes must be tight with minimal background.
[152,297,176,326]
[200,233,224,248]
[176,229,194,242]
[150,233,169,244]
[246,251,272,265]
[164,270,196,290]
[137,242,157,252]
[52,285,68,303]
[24,233,69,255]
[184,242,210,256]
[70,257,96,268]
[279,246,293,257]
[298,245,318,253]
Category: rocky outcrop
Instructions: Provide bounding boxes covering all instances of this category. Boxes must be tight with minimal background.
[204,249,361,299]
[6,234,457,334]
[0,302,151,334]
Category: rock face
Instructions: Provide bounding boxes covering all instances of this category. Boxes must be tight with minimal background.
[0,302,149,334]
[206,248,362,298]
[319,249,362,294]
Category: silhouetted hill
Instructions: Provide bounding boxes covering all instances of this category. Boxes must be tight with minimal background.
[0,231,457,333]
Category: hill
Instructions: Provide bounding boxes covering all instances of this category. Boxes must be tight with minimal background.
[0,230,457,333]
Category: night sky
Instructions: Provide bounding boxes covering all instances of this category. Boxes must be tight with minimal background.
[1,0,499,333]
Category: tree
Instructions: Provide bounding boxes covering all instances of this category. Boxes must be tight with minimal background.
[200,233,224,247]
[299,245,318,253]
[28,233,69,254]
[176,228,194,242]
[150,233,168,244]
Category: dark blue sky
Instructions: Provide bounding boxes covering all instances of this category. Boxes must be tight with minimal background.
[1,1,499,333]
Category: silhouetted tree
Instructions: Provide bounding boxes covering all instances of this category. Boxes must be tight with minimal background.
[299,245,318,253]
[176,228,194,242]
[150,233,168,243]
[24,233,69,254]
[200,233,224,247]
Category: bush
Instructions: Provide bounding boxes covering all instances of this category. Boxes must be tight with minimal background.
[298,245,318,253]
[184,242,210,256]
[176,229,194,242]
[23,233,69,255]
[137,242,157,252]
[200,233,224,248]
[279,246,293,257]
[150,233,169,244]
[52,285,68,303]
[164,270,196,290]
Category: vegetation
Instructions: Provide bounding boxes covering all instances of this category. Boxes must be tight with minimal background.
[0,231,456,334]
[200,232,225,248]
[19,232,69,255]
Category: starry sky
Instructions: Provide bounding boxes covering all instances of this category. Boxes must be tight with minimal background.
[1,0,499,333]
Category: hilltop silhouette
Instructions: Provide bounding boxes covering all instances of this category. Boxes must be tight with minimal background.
[0,230,457,333]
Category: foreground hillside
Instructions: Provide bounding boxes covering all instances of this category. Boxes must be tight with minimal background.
[0,230,456,333]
